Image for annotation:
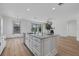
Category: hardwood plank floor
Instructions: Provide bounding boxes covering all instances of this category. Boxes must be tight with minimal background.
[1,36,79,56]
[1,38,33,56]
[56,36,79,56]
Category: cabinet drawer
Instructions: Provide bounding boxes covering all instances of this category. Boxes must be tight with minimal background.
[33,37,41,43]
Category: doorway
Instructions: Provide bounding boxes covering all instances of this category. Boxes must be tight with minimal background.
[67,20,77,37]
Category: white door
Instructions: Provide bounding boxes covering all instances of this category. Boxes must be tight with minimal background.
[67,20,77,37]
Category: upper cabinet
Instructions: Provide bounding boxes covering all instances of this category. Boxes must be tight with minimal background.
[30,20,55,35]
[31,21,46,35]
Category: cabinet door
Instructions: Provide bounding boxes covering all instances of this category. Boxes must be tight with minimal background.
[33,40,40,52]
[0,37,6,55]
[0,18,6,55]
[33,37,41,43]
[32,41,41,56]
[25,34,30,48]
[25,38,29,47]
[29,36,33,52]
[43,37,57,56]
[32,37,41,56]
[43,37,54,56]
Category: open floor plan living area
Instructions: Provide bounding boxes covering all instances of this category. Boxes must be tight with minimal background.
[0,3,79,56]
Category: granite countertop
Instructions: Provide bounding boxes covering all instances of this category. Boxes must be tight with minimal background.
[27,33,57,39]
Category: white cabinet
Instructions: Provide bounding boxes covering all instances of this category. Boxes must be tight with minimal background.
[32,38,41,56]
[43,37,57,56]
[25,34,57,56]
[0,36,6,55]
[25,35,30,48]
[0,17,6,55]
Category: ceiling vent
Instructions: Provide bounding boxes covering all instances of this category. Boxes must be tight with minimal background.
[58,3,64,6]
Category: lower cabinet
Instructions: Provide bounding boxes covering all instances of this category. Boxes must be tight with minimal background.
[0,36,6,55]
[25,34,57,56]
[32,39,41,56]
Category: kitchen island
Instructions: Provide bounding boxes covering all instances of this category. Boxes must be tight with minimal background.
[25,33,57,56]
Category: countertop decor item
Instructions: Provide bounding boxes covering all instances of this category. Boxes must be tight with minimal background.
[50,29,54,35]
[45,21,53,34]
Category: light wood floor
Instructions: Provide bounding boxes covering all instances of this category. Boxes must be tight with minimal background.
[56,36,79,56]
[1,36,79,56]
[1,38,33,56]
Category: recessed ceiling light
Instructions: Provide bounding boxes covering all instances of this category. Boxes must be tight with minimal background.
[52,8,55,10]
[26,8,30,11]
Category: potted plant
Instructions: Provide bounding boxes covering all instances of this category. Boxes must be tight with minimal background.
[45,21,52,34]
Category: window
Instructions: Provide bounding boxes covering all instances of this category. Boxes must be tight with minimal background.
[13,21,21,34]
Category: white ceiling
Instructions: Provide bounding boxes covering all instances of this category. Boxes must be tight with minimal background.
[0,3,79,21]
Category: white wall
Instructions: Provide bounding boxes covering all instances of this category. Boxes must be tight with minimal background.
[2,16,77,39]
[53,19,67,36]
[3,16,13,36]
[52,18,77,37]
[3,16,29,38]
[20,19,31,34]
[77,18,79,41]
